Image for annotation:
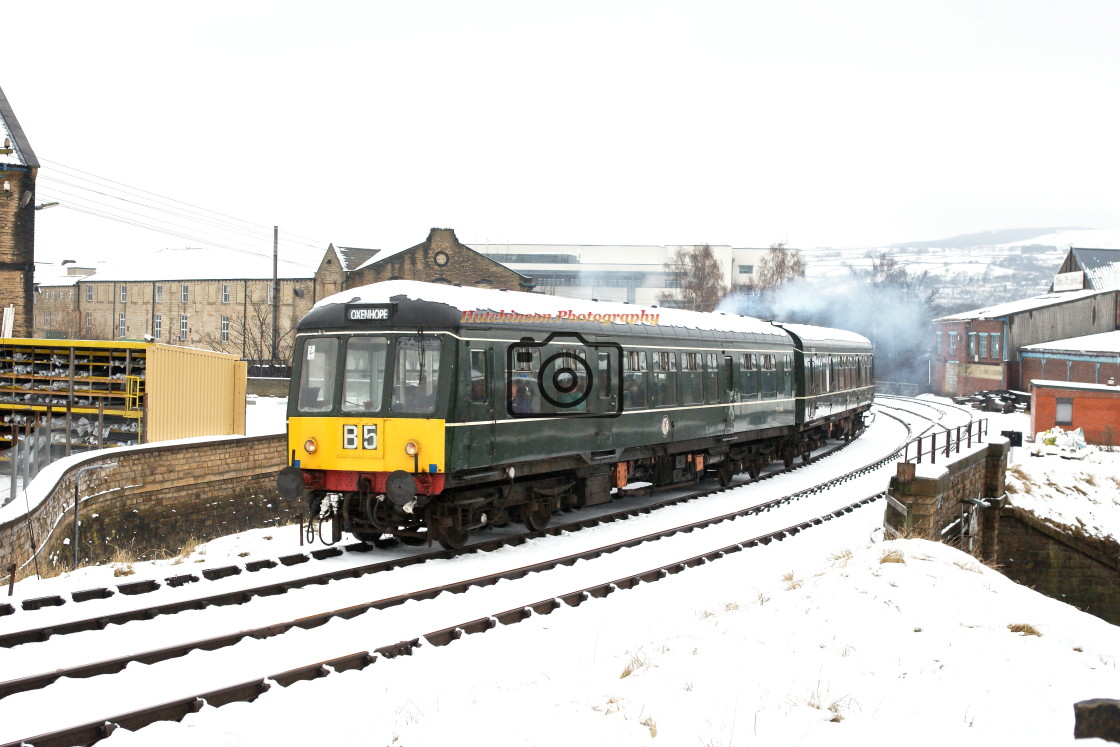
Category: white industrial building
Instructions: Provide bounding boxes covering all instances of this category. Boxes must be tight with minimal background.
[470,243,771,306]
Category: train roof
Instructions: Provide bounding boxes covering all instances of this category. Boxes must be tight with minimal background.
[300,280,794,343]
[776,322,873,351]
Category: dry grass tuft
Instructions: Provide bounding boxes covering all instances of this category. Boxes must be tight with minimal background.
[1008,623,1042,637]
[641,717,658,737]
[620,651,650,679]
[782,571,802,590]
[108,545,138,577]
[953,560,983,574]
[880,548,905,564]
[829,548,853,565]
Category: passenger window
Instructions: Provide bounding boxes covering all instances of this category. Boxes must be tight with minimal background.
[469,349,488,404]
[682,352,702,405]
[760,354,776,399]
[342,337,388,412]
[652,351,677,407]
[624,350,647,409]
[740,353,758,400]
[598,352,612,399]
[392,337,441,415]
[782,354,793,396]
[297,337,338,413]
[704,353,719,402]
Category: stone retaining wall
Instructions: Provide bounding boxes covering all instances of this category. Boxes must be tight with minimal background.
[1,434,293,579]
[997,505,1120,625]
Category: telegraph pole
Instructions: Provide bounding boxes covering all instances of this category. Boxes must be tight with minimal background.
[271,225,279,364]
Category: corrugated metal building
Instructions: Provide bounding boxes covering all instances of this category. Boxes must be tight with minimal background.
[931,290,1118,397]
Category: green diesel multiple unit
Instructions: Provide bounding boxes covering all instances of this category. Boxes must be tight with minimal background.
[278,281,874,549]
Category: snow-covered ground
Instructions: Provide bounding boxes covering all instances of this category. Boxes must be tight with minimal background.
[0,399,1116,745]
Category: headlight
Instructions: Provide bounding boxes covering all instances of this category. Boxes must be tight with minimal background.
[404,440,419,456]
[304,438,318,454]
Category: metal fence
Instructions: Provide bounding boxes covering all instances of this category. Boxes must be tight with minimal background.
[875,381,922,398]
[902,419,989,464]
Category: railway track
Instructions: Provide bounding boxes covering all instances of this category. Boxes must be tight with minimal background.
[0,404,951,746]
[0,423,870,640]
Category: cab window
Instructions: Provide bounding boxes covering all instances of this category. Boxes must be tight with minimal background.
[297,337,338,413]
[392,337,441,415]
[342,337,388,413]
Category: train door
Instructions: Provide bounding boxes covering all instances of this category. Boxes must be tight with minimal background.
[465,347,495,466]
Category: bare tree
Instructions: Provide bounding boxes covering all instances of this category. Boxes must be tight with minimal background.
[198,291,299,367]
[658,244,728,311]
[755,242,805,291]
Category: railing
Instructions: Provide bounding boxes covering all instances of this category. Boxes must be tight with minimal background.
[902,419,988,464]
[875,381,922,398]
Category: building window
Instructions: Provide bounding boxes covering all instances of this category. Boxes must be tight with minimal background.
[84,312,93,334]
[179,314,188,341]
[738,264,754,274]
[43,311,51,327]
[990,333,1001,360]
[181,285,190,303]
[118,313,126,337]
[267,284,275,305]
[948,332,958,356]
[968,332,976,357]
[1056,397,1073,425]
[978,333,988,358]
[120,284,128,303]
[934,331,942,355]
[86,285,93,302]
[154,314,162,340]
[222,284,231,303]
[221,315,229,343]
[155,284,164,302]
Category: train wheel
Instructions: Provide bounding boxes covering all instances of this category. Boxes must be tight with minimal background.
[716,461,734,487]
[781,448,794,469]
[523,503,551,532]
[437,526,470,551]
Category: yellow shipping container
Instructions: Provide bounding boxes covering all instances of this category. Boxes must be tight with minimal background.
[0,338,246,451]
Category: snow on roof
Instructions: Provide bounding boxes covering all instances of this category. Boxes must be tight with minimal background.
[1022,330,1120,355]
[334,245,379,272]
[34,246,320,285]
[316,280,788,336]
[1069,247,1120,291]
[1030,379,1120,393]
[0,84,37,169]
[934,288,1110,321]
[778,322,873,347]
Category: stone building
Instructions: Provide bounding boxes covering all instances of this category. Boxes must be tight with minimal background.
[349,227,532,290]
[32,228,529,365]
[0,84,38,337]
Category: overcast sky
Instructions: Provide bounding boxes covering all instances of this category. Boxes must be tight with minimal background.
[5,0,1120,266]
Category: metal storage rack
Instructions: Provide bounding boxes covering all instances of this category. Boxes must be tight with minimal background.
[0,338,246,457]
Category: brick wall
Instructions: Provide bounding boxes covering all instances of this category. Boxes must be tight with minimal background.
[1031,383,1120,446]
[0,170,35,337]
[247,377,291,397]
[997,506,1120,625]
[0,434,295,578]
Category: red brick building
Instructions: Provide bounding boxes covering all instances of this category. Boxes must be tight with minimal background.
[931,290,1117,397]
[1021,331,1120,387]
[1030,380,1120,447]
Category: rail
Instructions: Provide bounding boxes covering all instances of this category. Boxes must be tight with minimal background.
[902,418,988,464]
